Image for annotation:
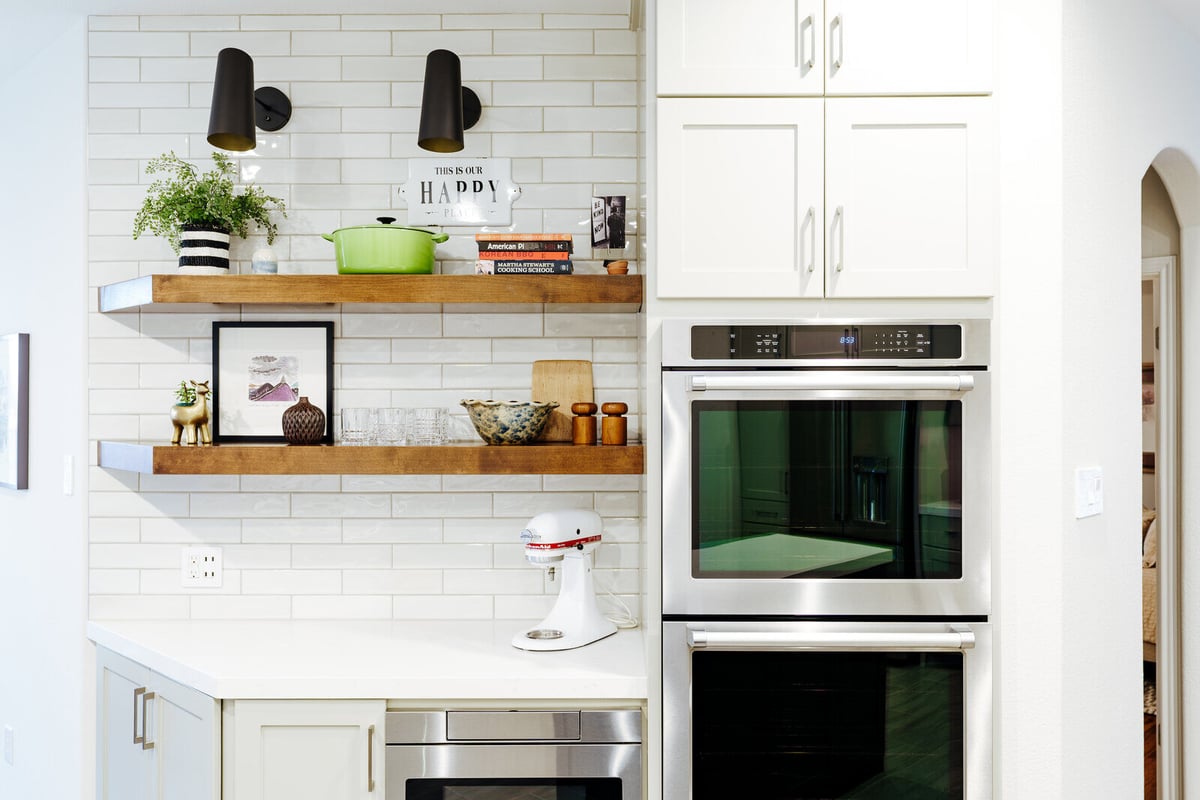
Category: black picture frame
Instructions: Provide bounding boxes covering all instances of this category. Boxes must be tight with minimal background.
[0,333,29,490]
[212,321,334,444]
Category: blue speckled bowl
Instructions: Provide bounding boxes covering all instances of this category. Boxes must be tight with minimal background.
[460,399,559,445]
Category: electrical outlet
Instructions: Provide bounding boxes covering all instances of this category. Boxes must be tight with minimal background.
[181,546,223,588]
[4,725,13,766]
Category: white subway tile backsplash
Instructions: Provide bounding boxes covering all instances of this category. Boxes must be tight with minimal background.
[190,493,291,518]
[342,15,441,31]
[391,30,493,55]
[494,30,593,55]
[141,15,239,31]
[88,11,644,624]
[241,15,341,31]
[294,595,392,619]
[292,30,392,56]
[242,518,342,544]
[190,31,292,57]
[443,14,542,30]
[344,569,442,594]
[244,570,342,595]
[444,569,541,595]
[90,32,189,57]
[343,518,444,543]
[293,544,392,569]
[392,595,494,620]
[291,493,393,518]
[191,596,292,619]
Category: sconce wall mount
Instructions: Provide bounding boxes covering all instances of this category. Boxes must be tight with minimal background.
[207,47,292,152]
[418,49,482,153]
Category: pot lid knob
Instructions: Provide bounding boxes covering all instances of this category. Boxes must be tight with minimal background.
[376,216,397,225]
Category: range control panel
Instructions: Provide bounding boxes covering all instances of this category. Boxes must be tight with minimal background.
[691,324,963,360]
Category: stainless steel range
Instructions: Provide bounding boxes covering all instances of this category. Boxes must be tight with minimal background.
[661,319,993,799]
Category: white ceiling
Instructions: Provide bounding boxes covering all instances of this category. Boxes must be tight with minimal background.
[1147,0,1200,40]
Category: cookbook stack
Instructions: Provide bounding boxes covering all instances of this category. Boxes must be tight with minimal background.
[474,233,574,274]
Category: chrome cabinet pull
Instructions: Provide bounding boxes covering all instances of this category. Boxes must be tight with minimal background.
[800,14,816,71]
[141,692,155,750]
[133,687,146,744]
[804,206,816,273]
[832,205,845,272]
[367,724,376,792]
[831,14,845,71]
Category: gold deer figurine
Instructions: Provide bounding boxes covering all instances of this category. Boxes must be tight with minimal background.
[171,380,212,446]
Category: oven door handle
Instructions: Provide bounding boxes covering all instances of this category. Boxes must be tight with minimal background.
[688,373,975,392]
[688,627,976,651]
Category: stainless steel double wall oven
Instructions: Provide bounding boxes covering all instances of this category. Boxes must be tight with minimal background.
[662,319,992,799]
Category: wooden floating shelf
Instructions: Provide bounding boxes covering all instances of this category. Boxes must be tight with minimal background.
[99,274,643,312]
[98,440,645,476]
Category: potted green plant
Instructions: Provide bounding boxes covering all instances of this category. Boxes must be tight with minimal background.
[133,151,286,275]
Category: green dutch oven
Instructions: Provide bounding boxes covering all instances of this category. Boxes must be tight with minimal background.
[323,217,449,274]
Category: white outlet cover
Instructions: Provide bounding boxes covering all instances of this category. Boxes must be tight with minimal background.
[181,546,223,588]
[1075,467,1103,519]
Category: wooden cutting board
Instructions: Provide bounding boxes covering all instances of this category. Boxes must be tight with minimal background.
[532,360,594,442]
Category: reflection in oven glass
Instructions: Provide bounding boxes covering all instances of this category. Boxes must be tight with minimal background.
[692,651,964,799]
[693,400,963,580]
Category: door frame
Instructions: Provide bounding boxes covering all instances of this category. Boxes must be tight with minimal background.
[1142,255,1180,798]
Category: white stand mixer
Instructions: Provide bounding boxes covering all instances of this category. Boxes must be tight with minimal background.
[512,509,618,651]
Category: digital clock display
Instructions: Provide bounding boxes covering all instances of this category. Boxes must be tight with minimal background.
[840,335,856,345]
[789,327,854,358]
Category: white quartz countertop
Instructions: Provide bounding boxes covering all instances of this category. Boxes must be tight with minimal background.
[87,619,647,701]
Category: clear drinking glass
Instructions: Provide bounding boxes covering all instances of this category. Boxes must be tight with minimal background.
[340,407,377,445]
[376,407,408,445]
[409,407,448,445]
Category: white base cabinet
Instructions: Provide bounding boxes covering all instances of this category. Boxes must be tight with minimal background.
[657,0,993,96]
[97,648,219,800]
[222,699,386,800]
[655,96,993,299]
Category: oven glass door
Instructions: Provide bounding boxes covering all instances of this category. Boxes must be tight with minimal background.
[663,621,992,800]
[406,778,620,799]
[662,371,990,616]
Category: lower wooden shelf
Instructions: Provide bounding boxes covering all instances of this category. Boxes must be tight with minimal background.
[98,440,644,476]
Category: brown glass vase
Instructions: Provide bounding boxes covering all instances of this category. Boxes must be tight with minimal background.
[281,396,327,445]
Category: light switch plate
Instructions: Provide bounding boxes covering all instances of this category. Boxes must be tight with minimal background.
[1075,467,1103,518]
[4,724,13,766]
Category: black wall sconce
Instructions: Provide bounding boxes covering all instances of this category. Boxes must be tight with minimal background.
[417,49,482,153]
[207,47,292,152]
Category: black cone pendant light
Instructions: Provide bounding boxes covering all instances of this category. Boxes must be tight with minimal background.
[207,47,292,152]
[417,49,482,153]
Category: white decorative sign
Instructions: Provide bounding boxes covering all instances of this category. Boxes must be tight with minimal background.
[400,158,521,226]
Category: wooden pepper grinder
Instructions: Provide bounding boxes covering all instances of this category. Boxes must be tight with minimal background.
[571,402,598,445]
[601,402,628,446]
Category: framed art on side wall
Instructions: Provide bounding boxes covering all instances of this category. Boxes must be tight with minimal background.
[0,333,30,490]
[212,321,334,443]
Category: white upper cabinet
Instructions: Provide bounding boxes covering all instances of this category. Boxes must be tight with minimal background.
[824,97,995,297]
[657,0,993,96]
[657,0,825,95]
[656,97,825,298]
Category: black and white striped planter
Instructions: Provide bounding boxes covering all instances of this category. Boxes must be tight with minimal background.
[178,224,231,275]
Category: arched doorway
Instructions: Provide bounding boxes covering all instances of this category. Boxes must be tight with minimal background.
[1141,153,1190,798]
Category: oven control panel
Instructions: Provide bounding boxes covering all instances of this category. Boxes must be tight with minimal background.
[691,324,963,360]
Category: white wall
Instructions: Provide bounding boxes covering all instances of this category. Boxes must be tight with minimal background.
[0,12,90,800]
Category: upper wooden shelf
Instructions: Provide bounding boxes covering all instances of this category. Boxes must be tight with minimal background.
[98,440,645,476]
[99,274,644,312]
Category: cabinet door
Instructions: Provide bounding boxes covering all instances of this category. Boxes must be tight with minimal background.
[225,699,386,800]
[657,0,824,95]
[97,649,153,800]
[151,671,220,800]
[824,0,993,95]
[825,97,994,298]
[656,98,824,299]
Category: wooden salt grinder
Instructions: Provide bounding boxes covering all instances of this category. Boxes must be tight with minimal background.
[571,402,598,445]
[601,402,628,446]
